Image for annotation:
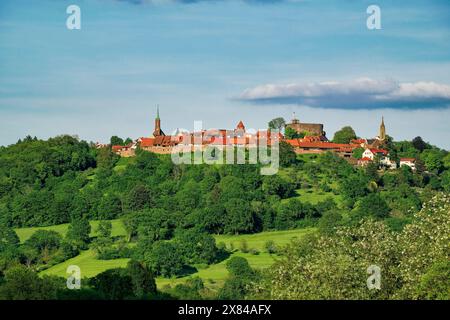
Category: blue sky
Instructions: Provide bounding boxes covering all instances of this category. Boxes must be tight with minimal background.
[1,0,449,148]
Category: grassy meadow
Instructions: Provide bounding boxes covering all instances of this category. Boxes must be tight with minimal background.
[14,219,127,243]
[13,221,313,290]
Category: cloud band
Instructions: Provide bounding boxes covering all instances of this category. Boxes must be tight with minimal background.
[238,78,450,110]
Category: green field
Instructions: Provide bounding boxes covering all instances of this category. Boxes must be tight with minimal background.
[40,249,130,279]
[30,226,313,290]
[215,228,312,251]
[293,188,342,204]
[14,219,127,243]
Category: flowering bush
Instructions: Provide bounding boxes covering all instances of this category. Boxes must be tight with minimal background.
[264,193,449,300]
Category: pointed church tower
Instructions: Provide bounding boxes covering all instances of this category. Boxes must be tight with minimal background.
[379,116,386,141]
[153,105,165,137]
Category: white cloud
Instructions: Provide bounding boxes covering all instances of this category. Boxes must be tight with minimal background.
[238,78,450,109]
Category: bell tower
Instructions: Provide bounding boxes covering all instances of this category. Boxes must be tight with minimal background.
[379,116,386,141]
[153,105,165,137]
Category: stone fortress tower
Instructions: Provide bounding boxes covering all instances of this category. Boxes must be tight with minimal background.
[285,112,325,137]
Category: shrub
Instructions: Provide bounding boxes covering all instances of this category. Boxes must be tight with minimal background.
[264,240,277,254]
[239,240,249,253]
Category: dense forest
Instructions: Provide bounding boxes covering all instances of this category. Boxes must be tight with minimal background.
[0,133,448,299]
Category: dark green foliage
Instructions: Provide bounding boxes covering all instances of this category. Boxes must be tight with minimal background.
[97,220,112,239]
[318,211,342,235]
[97,194,122,219]
[89,268,133,300]
[218,257,258,300]
[412,136,430,152]
[124,184,152,212]
[25,230,62,252]
[353,193,390,220]
[332,126,357,144]
[352,147,364,159]
[126,260,157,298]
[175,228,219,264]
[0,136,95,226]
[262,175,295,198]
[66,218,91,249]
[110,136,124,146]
[142,241,185,278]
[416,260,450,300]
[224,199,255,234]
[384,216,412,232]
[0,226,21,271]
[268,117,285,131]
[0,265,62,300]
[89,259,157,299]
[170,277,204,300]
[279,141,297,167]
[339,174,368,207]
[284,127,304,139]
[124,208,175,242]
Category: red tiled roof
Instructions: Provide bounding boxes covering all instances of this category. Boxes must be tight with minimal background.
[139,137,155,147]
[236,121,245,129]
[351,138,367,144]
[112,145,124,152]
[285,139,357,150]
[369,148,388,155]
[400,158,416,162]
[359,157,372,161]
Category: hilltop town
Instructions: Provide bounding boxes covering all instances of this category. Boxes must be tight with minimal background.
[106,108,417,171]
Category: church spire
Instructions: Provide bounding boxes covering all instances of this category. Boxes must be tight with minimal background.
[152,105,165,137]
[379,116,386,141]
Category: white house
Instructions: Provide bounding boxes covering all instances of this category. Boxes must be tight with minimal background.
[362,148,388,160]
[380,157,397,169]
[400,158,416,170]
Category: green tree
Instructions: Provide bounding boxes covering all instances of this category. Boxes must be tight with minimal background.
[284,127,302,139]
[339,174,368,207]
[421,149,445,173]
[97,194,122,219]
[127,260,157,298]
[333,126,357,144]
[24,230,62,259]
[124,184,152,212]
[279,141,297,167]
[224,199,254,234]
[218,257,258,300]
[143,241,185,278]
[110,136,124,146]
[318,211,342,235]
[89,268,133,300]
[66,218,91,249]
[416,260,450,300]
[352,147,364,159]
[411,136,430,152]
[268,117,286,131]
[0,266,62,300]
[175,228,219,264]
[353,193,390,220]
[97,220,112,239]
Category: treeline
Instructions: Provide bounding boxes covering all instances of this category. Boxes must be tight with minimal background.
[0,134,449,299]
[257,193,450,300]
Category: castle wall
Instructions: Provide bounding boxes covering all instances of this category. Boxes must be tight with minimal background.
[287,122,324,136]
